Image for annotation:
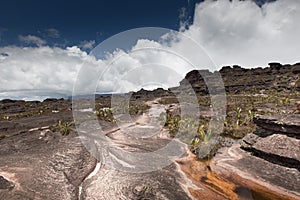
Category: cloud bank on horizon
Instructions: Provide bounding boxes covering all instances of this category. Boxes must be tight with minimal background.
[0,0,299,100]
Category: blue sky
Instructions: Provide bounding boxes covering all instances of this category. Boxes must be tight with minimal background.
[0,0,276,48]
[0,0,201,47]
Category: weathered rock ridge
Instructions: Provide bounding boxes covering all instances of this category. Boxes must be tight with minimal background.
[177,63,300,94]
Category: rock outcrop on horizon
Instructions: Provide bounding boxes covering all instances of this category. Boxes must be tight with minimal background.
[176,63,300,94]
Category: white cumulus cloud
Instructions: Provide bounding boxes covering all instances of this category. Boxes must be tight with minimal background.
[181,0,300,67]
[0,46,96,99]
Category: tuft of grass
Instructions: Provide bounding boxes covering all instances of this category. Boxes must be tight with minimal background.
[50,120,74,135]
[57,120,74,135]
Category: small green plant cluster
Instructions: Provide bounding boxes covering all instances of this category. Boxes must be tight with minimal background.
[228,105,255,125]
[223,107,256,138]
[160,91,299,157]
[59,120,74,135]
[96,107,114,122]
[197,125,212,144]
[160,110,180,136]
[51,120,74,135]
[190,125,214,154]
[161,110,214,153]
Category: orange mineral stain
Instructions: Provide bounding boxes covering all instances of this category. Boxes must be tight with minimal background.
[177,150,299,200]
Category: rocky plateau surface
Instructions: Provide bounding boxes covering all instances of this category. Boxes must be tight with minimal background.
[0,63,299,199]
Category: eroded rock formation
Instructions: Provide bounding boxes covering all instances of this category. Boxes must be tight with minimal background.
[211,113,300,199]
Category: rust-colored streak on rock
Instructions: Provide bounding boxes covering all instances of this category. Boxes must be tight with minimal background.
[178,147,300,200]
[211,145,300,200]
[177,151,238,200]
